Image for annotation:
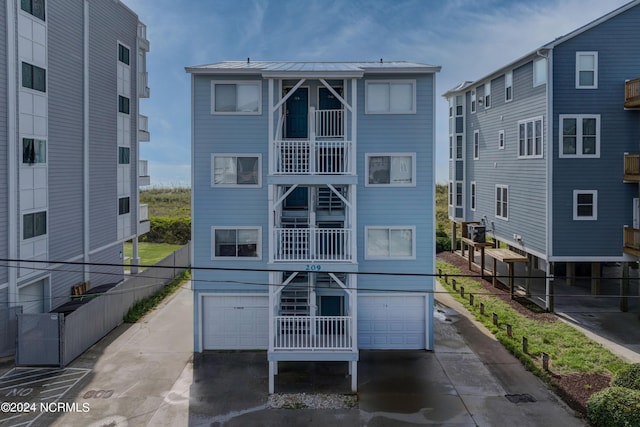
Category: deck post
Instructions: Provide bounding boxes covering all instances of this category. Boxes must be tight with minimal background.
[350,361,357,392]
[591,262,601,296]
[546,262,554,312]
[468,246,474,270]
[451,221,457,253]
[525,254,533,296]
[567,262,576,286]
[269,361,275,394]
[508,262,514,299]
[621,262,629,312]
[492,257,498,287]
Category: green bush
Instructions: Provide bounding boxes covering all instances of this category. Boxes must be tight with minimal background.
[612,364,640,390]
[140,216,191,244]
[435,229,449,238]
[587,386,640,427]
[436,237,450,253]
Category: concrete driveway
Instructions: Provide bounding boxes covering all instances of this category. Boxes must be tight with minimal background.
[0,282,585,427]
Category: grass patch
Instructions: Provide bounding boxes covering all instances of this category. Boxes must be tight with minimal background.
[437,261,626,377]
[124,270,190,323]
[123,242,183,271]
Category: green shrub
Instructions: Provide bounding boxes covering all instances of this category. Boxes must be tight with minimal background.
[587,386,640,427]
[612,364,640,390]
[436,236,450,253]
[140,216,191,244]
[435,229,449,238]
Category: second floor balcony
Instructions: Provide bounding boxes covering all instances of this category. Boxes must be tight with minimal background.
[139,160,150,186]
[273,228,353,262]
[273,140,353,175]
[625,78,640,108]
[624,154,640,181]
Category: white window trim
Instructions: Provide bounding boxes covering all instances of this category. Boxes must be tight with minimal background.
[470,89,476,113]
[505,71,513,102]
[365,152,417,187]
[495,184,508,220]
[211,226,263,260]
[573,190,598,220]
[455,181,463,208]
[117,41,131,68]
[211,80,262,115]
[533,58,547,87]
[448,182,453,207]
[455,135,463,160]
[365,80,416,114]
[470,181,476,211]
[484,82,491,109]
[21,209,48,241]
[517,116,544,158]
[473,130,480,160]
[559,114,600,158]
[211,153,262,188]
[448,135,453,160]
[576,52,598,89]
[364,226,416,260]
[498,130,505,150]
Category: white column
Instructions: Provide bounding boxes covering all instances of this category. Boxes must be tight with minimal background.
[7,0,17,306]
[131,237,140,274]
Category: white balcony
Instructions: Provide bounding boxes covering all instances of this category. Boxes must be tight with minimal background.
[138,204,150,235]
[139,160,150,186]
[137,23,150,52]
[273,316,354,351]
[273,140,352,175]
[138,71,150,98]
[315,109,344,138]
[273,228,352,262]
[139,115,150,142]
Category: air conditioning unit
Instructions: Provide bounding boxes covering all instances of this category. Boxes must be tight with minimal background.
[467,224,486,243]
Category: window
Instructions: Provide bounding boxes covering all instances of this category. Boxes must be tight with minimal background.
[470,182,476,211]
[365,226,415,260]
[455,95,463,116]
[455,182,463,207]
[456,136,463,159]
[573,190,597,220]
[212,154,261,187]
[118,197,130,215]
[20,0,45,21]
[576,52,597,89]
[448,98,453,118]
[449,136,453,160]
[533,58,547,87]
[366,153,415,186]
[498,130,505,150]
[213,227,261,259]
[448,182,453,207]
[118,147,130,164]
[484,82,491,109]
[559,115,600,157]
[118,95,130,114]
[495,185,508,220]
[118,44,130,65]
[23,211,46,239]
[212,81,261,114]
[473,130,480,159]
[470,89,476,113]
[21,62,46,92]
[505,71,513,102]
[22,138,46,164]
[365,80,415,114]
[518,117,543,158]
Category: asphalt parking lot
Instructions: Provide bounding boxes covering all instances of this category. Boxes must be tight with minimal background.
[0,284,586,426]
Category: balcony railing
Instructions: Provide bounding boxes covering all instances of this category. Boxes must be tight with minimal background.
[138,71,150,98]
[274,140,352,175]
[139,115,150,142]
[139,204,149,222]
[137,23,149,51]
[139,160,150,186]
[314,109,344,138]
[624,154,640,181]
[624,227,640,257]
[273,316,353,351]
[625,78,640,108]
[273,228,352,262]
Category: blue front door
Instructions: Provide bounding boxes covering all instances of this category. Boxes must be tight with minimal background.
[318,87,342,110]
[285,88,308,138]
[320,295,343,316]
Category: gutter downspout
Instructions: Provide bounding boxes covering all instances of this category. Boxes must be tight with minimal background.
[7,0,17,306]
[83,1,91,283]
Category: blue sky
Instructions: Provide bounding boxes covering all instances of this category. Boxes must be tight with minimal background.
[122,0,630,187]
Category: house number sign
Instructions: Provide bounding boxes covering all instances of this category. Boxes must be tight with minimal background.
[305,264,322,271]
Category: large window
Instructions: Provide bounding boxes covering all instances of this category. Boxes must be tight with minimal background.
[22,138,46,164]
[366,153,415,186]
[21,0,45,21]
[505,71,513,102]
[118,95,130,114]
[118,43,130,65]
[118,197,130,215]
[495,185,508,220]
[473,130,480,159]
[365,81,415,114]
[470,182,476,211]
[518,117,543,158]
[448,182,453,207]
[213,227,261,259]
[533,57,547,87]
[455,182,463,207]
[23,211,46,239]
[470,89,476,113]
[212,81,261,114]
[484,82,491,109]
[365,226,415,260]
[456,136,463,159]
[559,115,600,157]
[576,52,598,89]
[573,190,597,220]
[118,147,130,164]
[22,62,46,92]
[211,154,261,187]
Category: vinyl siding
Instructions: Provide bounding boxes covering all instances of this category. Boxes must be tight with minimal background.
[89,244,124,288]
[0,2,8,286]
[463,61,548,255]
[552,4,640,257]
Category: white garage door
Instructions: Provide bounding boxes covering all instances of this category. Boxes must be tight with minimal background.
[202,295,269,350]
[18,279,45,314]
[358,295,426,349]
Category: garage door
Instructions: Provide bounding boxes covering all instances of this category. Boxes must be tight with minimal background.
[358,295,426,349]
[18,279,45,314]
[202,295,269,350]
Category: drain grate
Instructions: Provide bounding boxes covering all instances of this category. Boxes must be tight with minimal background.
[505,393,537,403]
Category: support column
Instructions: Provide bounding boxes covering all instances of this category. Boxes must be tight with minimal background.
[546,262,555,312]
[567,262,575,287]
[591,262,601,296]
[621,262,629,313]
[131,237,140,274]
[525,254,533,297]
[450,221,457,253]
[350,360,357,392]
[269,361,275,394]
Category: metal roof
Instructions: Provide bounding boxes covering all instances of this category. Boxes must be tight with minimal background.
[185,61,441,77]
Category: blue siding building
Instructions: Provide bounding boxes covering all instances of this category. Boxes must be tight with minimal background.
[444,1,640,310]
[186,61,440,392]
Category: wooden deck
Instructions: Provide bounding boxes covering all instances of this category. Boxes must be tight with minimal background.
[484,248,528,299]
